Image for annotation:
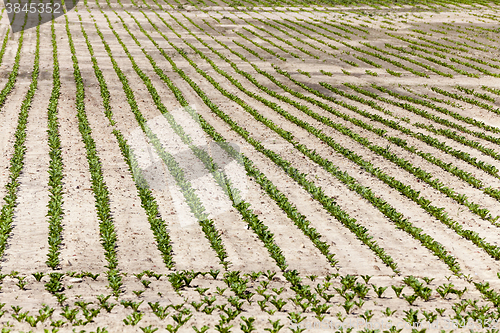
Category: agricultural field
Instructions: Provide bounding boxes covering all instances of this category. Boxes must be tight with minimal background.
[1,0,500,331]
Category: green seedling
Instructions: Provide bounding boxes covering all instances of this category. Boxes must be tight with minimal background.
[272,287,284,295]
[256,286,266,295]
[195,287,209,295]
[101,301,116,313]
[391,285,404,297]
[202,306,215,315]
[172,312,192,326]
[12,311,28,322]
[11,306,22,315]
[342,300,355,314]
[50,319,65,327]
[435,308,446,316]
[244,272,262,281]
[270,297,287,311]
[383,326,402,333]
[422,277,435,285]
[166,324,181,333]
[403,309,420,326]
[451,287,467,299]
[75,300,93,309]
[265,318,284,333]
[192,325,209,333]
[209,269,220,280]
[341,291,356,302]
[202,296,216,306]
[97,295,111,305]
[403,293,418,305]
[228,296,244,311]
[360,310,374,322]
[336,312,347,322]
[15,279,28,290]
[133,290,146,297]
[123,311,144,326]
[257,300,267,311]
[148,302,169,320]
[354,299,365,309]
[263,270,276,280]
[60,306,79,323]
[214,322,232,333]
[140,325,159,333]
[437,283,454,299]
[216,287,226,295]
[240,316,256,333]
[361,275,372,284]
[382,307,396,317]
[191,301,204,312]
[354,283,370,298]
[32,272,45,282]
[422,310,437,323]
[372,285,388,298]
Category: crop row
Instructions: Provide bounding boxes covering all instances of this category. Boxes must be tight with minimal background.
[271,67,500,260]
[431,86,500,116]
[75,6,175,269]
[63,12,122,295]
[337,84,500,185]
[122,1,500,275]
[240,15,320,59]
[234,31,286,61]
[365,85,500,178]
[145,4,353,269]
[182,10,500,226]
[372,84,500,139]
[220,10,500,80]
[306,82,497,223]
[0,268,493,330]
[242,15,318,59]
[139,2,402,272]
[101,0,345,278]
[126,0,473,277]
[229,13,500,171]
[45,20,64,270]
[91,0,370,305]
[192,32,463,274]
[0,14,29,260]
[382,32,499,77]
[243,62,496,211]
[86,1,232,269]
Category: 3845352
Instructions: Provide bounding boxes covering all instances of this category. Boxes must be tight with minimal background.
[5,2,61,14]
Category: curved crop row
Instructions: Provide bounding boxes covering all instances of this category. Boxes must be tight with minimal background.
[99,0,342,271]
[329,84,500,188]
[84,1,230,269]
[0,18,35,260]
[109,0,399,273]
[342,84,500,177]
[167,18,466,275]
[75,8,174,269]
[144,6,341,269]
[170,11,500,229]
[63,13,122,295]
